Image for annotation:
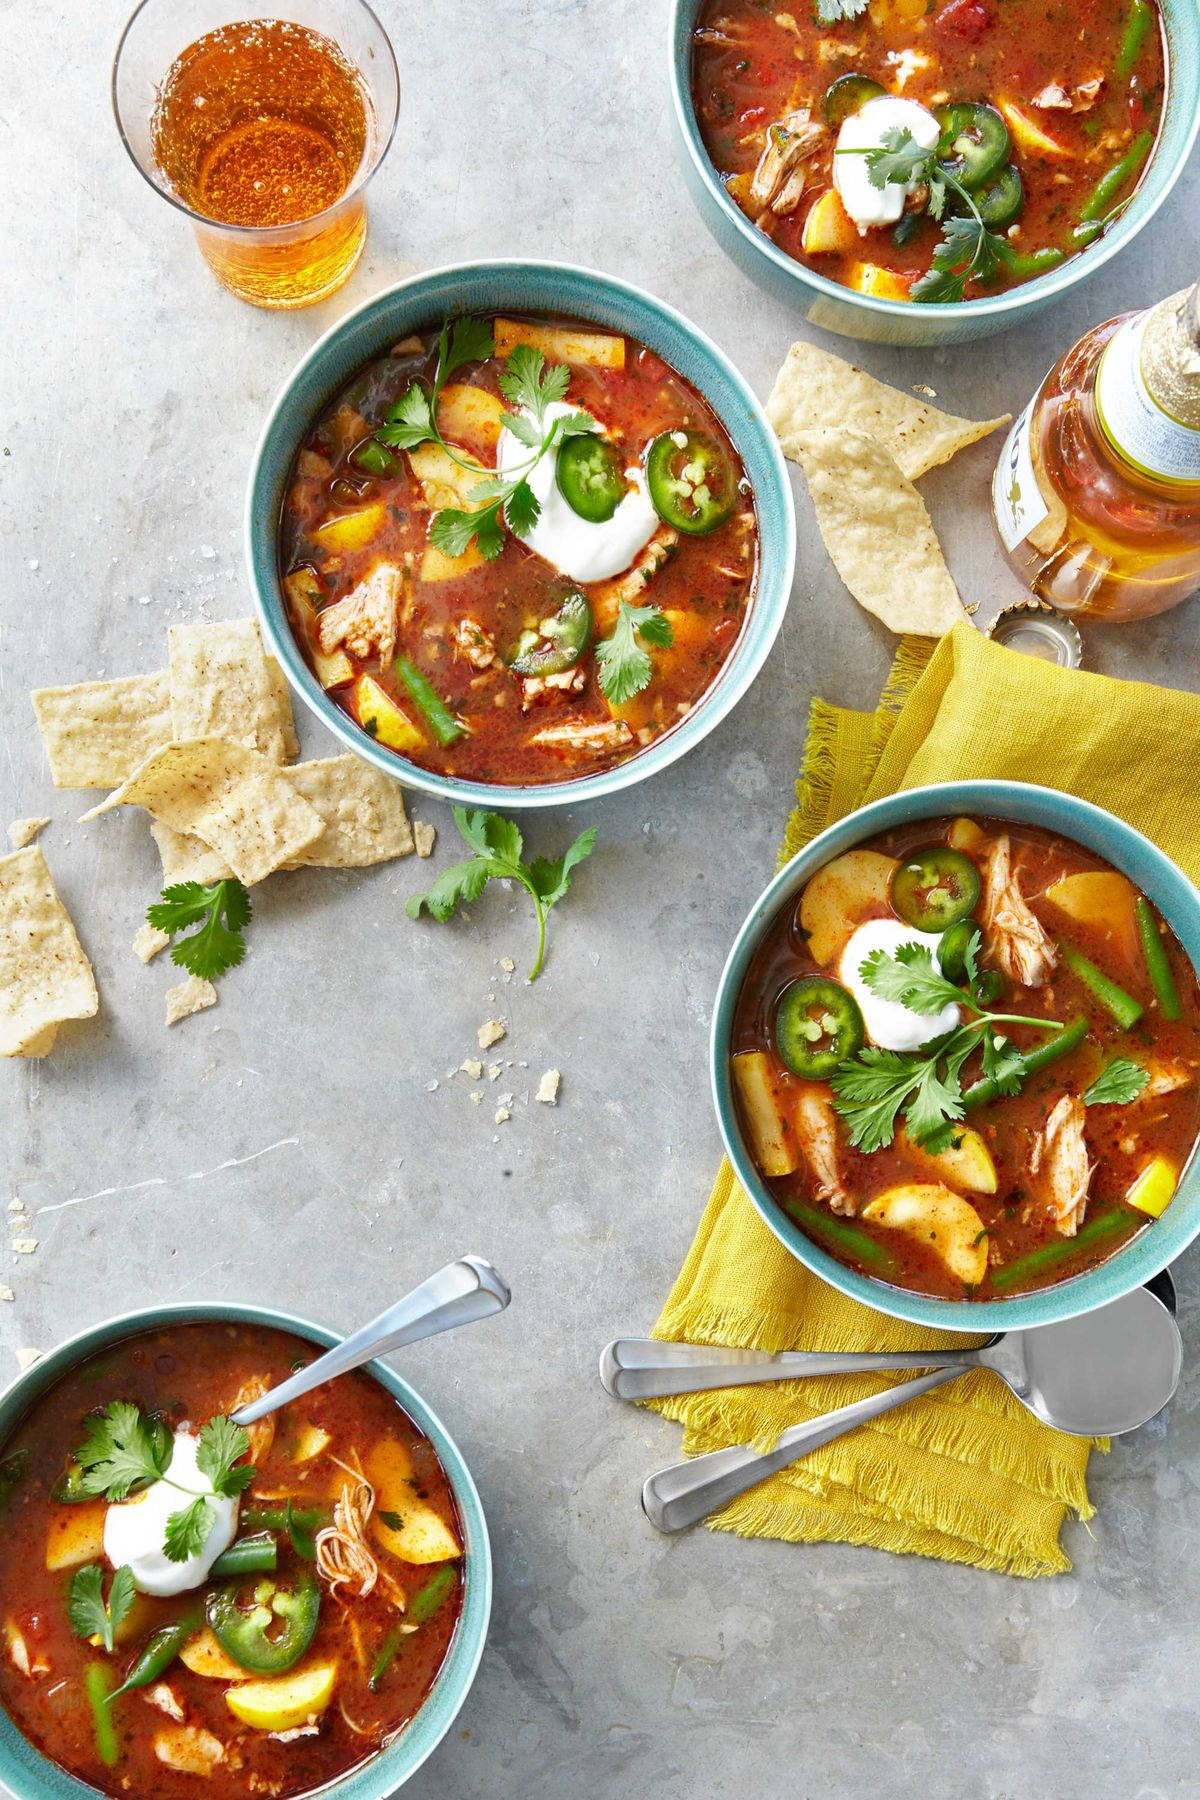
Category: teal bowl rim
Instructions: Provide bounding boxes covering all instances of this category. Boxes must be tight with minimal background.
[710,779,1200,1333]
[669,0,1200,333]
[246,259,796,810]
[0,1301,491,1800]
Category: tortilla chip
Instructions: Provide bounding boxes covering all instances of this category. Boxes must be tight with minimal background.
[32,672,173,789]
[168,621,297,765]
[7,819,49,850]
[791,428,967,636]
[165,975,217,1025]
[414,822,436,859]
[0,847,99,1056]
[768,342,1010,481]
[150,821,234,886]
[132,923,171,963]
[81,740,326,886]
[281,757,414,867]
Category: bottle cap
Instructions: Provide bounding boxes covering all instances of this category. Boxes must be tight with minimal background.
[984,598,1082,669]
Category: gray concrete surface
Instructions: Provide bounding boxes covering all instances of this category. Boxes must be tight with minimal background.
[3,2,1200,1795]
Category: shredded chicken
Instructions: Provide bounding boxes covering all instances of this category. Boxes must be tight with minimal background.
[1032,77,1103,112]
[228,1376,274,1465]
[981,836,1058,988]
[795,1086,855,1217]
[5,1623,48,1679]
[1031,1095,1093,1236]
[145,1683,186,1722]
[817,36,863,60]
[316,561,405,664]
[315,1455,406,1610]
[154,1724,226,1776]
[270,1725,320,1743]
[592,526,677,633]
[520,668,587,710]
[527,719,633,756]
[749,109,827,220]
[451,618,499,670]
[1140,1058,1196,1098]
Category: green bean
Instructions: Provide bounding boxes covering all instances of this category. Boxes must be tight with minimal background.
[395,657,466,748]
[242,1504,332,1534]
[286,1500,317,1562]
[109,1606,202,1701]
[85,1663,121,1766]
[1116,0,1153,76]
[1079,129,1154,223]
[1136,897,1182,1021]
[962,1016,1089,1111]
[783,1200,897,1275]
[209,1531,278,1579]
[350,439,400,479]
[990,1209,1139,1292]
[1003,247,1065,280]
[368,1568,458,1692]
[1058,941,1143,1029]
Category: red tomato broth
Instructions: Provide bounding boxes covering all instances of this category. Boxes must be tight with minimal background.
[691,0,1165,301]
[0,1323,465,1800]
[278,316,759,785]
[731,817,1200,1300]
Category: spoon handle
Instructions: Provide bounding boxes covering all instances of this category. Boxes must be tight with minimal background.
[641,1365,960,1533]
[232,1256,512,1425]
[600,1336,979,1401]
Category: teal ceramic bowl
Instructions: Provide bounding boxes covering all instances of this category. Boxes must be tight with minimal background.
[670,0,1200,346]
[711,780,1200,1332]
[247,260,795,809]
[0,1302,490,1799]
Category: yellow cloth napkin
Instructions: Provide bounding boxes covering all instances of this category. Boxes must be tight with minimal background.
[653,622,1200,1576]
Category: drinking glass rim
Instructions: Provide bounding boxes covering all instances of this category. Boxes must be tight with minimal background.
[110,0,401,237]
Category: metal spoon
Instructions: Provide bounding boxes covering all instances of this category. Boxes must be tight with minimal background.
[231,1256,511,1426]
[639,1283,1182,1533]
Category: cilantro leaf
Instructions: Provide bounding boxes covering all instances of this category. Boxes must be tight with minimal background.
[504,479,541,541]
[497,410,542,450]
[196,1415,253,1498]
[814,0,870,19]
[594,604,674,706]
[377,383,435,450]
[429,501,506,561]
[981,1027,1024,1098]
[75,1401,171,1501]
[164,1496,215,1564]
[406,809,596,979]
[856,125,929,191]
[1084,1059,1150,1107]
[497,346,571,424]
[442,316,495,378]
[68,1564,136,1652]
[859,941,965,1017]
[831,1046,926,1154]
[147,880,251,982]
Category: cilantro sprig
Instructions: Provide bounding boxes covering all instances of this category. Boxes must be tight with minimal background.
[815,0,870,18]
[377,319,596,561]
[407,806,595,980]
[1084,1059,1150,1107]
[68,1563,136,1652]
[147,880,251,981]
[831,932,1064,1153]
[594,603,674,707]
[73,1403,253,1565]
[840,126,1017,305]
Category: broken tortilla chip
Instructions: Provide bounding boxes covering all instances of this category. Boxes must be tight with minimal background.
[281,757,414,867]
[168,621,297,765]
[81,740,326,886]
[165,975,217,1025]
[791,428,967,636]
[767,342,1010,481]
[32,672,173,789]
[150,821,233,886]
[132,922,171,963]
[0,847,99,1057]
[7,819,49,851]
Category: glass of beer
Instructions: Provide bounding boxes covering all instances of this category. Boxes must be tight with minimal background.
[112,0,399,309]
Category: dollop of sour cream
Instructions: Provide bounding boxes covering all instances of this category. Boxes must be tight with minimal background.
[103,1427,238,1598]
[833,95,941,230]
[839,919,960,1053]
[495,401,659,584]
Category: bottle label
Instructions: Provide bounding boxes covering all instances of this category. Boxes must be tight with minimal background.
[1094,312,1200,483]
[992,403,1049,553]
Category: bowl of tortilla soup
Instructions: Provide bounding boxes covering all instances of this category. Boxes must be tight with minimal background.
[0,1302,489,1799]
[247,261,795,808]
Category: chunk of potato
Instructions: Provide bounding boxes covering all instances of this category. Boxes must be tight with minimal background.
[180,1628,246,1682]
[313,646,355,690]
[353,675,425,754]
[846,263,911,302]
[900,1124,998,1194]
[419,541,487,582]
[999,100,1067,157]
[282,567,323,613]
[731,1051,799,1179]
[313,502,388,553]
[45,1501,106,1571]
[436,384,506,454]
[408,442,487,512]
[862,1183,988,1286]
[799,850,899,967]
[1045,870,1139,967]
[947,817,988,856]
[225,1662,337,1733]
[494,318,625,369]
[801,189,858,255]
[292,1424,331,1464]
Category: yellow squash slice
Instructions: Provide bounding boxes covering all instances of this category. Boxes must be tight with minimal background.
[799,850,899,967]
[801,190,858,255]
[367,1439,463,1564]
[225,1663,337,1732]
[899,1124,998,1194]
[731,1052,799,1179]
[861,1183,988,1286]
[180,1628,246,1682]
[1127,1157,1177,1218]
[1045,870,1140,968]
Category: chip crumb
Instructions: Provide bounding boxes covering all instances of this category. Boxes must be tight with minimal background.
[132,923,171,964]
[536,1069,561,1105]
[15,1348,41,1371]
[12,1240,37,1255]
[7,1200,21,1213]
[458,1058,483,1080]
[165,975,217,1026]
[477,1018,506,1050]
[487,1063,502,1081]
[913,384,938,398]
[7,818,50,850]
[413,821,437,859]
[424,1080,439,1092]
[469,1091,483,1105]
[494,1107,511,1125]
[499,956,515,973]
[0,1286,14,1302]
